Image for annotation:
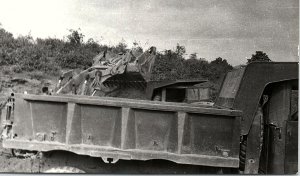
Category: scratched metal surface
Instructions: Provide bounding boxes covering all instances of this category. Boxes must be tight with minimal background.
[4,93,241,168]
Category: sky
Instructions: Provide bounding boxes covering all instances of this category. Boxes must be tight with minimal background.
[0,0,298,65]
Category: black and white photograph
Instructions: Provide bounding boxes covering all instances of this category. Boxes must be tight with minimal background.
[0,0,298,174]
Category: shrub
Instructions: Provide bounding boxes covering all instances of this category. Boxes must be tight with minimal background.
[10,65,22,73]
[2,66,11,75]
[28,71,45,80]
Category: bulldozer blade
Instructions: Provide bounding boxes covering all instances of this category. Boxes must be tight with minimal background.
[102,72,147,89]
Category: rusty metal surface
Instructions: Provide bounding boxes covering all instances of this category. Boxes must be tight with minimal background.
[243,107,264,174]
[258,82,297,174]
[217,67,245,108]
[267,83,292,128]
[16,94,242,116]
[263,82,292,174]
[284,121,298,174]
[3,93,241,168]
[215,62,298,135]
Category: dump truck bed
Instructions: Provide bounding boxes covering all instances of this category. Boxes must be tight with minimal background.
[2,93,242,168]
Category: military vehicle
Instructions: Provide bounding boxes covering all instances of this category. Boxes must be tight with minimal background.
[0,62,298,174]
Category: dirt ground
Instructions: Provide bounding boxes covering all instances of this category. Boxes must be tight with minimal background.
[0,67,57,173]
[0,67,57,95]
[0,143,39,173]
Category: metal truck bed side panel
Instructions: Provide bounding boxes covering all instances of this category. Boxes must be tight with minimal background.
[4,94,241,168]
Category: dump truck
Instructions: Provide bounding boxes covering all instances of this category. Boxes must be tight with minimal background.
[0,62,298,174]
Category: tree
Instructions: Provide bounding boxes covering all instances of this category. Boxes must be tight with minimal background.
[67,29,84,45]
[189,53,197,60]
[207,57,233,80]
[113,39,128,54]
[247,51,271,64]
[175,43,186,58]
[184,56,208,79]
[151,44,187,81]
[132,41,143,54]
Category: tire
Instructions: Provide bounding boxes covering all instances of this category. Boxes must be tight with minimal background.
[43,166,85,173]
[239,137,247,171]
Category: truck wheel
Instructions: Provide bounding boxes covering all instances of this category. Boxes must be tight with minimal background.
[239,137,247,171]
[43,166,85,173]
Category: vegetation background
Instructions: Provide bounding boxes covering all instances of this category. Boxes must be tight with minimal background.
[0,26,271,100]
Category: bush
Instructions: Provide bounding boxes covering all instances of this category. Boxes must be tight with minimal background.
[2,66,11,75]
[56,49,93,69]
[0,25,234,100]
[10,65,22,73]
[151,50,187,81]
[0,27,103,75]
[28,71,45,80]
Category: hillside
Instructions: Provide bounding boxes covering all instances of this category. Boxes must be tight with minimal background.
[0,27,234,100]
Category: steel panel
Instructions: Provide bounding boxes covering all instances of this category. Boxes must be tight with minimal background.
[5,93,242,168]
[285,121,298,174]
